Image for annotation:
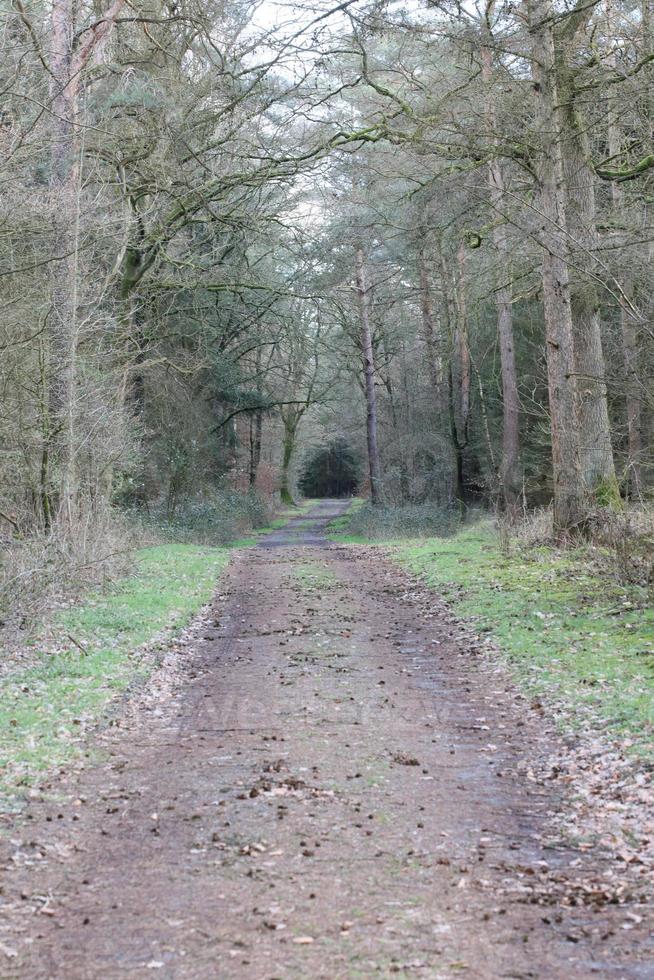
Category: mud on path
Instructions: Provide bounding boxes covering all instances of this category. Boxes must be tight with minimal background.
[1,501,652,978]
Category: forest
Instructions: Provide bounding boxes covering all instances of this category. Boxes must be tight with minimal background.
[1,0,653,976]
[3,0,654,556]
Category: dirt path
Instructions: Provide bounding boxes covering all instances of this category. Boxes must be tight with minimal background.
[1,501,652,978]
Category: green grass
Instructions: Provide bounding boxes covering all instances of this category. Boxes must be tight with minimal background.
[327,497,366,541]
[0,544,232,807]
[292,560,338,590]
[0,501,324,806]
[389,522,654,756]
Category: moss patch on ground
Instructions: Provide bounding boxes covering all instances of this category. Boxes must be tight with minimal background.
[292,560,338,590]
[390,522,654,755]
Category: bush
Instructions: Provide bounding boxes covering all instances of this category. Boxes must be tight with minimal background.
[131,489,272,546]
[346,502,461,540]
[502,504,654,589]
[0,504,132,644]
[298,439,361,498]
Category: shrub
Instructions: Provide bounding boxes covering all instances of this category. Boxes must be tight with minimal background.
[131,489,272,546]
[345,502,461,540]
[0,504,132,644]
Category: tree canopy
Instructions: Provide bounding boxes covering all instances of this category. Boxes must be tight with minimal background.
[1,0,653,540]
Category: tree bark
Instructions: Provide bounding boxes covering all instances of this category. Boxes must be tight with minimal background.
[379,333,410,501]
[48,0,126,523]
[451,242,482,503]
[607,3,643,497]
[481,45,522,515]
[557,63,617,498]
[250,346,263,489]
[279,413,298,505]
[249,409,263,489]
[249,346,264,490]
[417,248,443,398]
[454,242,471,452]
[355,245,382,505]
[527,0,587,534]
[417,245,459,505]
[435,245,465,507]
[49,0,80,524]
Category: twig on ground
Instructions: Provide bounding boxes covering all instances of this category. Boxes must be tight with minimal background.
[66,633,89,656]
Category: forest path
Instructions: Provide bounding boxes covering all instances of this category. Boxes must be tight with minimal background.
[1,502,651,978]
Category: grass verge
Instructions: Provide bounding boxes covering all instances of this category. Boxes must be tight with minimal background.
[389,522,654,757]
[327,497,366,541]
[0,544,231,809]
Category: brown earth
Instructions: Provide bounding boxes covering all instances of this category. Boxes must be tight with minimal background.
[0,500,652,979]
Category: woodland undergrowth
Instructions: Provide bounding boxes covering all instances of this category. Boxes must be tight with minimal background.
[0,490,272,646]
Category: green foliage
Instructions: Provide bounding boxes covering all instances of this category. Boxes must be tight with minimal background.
[131,490,272,545]
[393,523,654,755]
[594,478,622,509]
[339,502,462,540]
[0,545,231,807]
[103,82,166,110]
[299,439,362,498]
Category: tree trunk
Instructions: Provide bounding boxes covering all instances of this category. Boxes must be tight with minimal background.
[527,0,587,534]
[481,44,522,515]
[249,346,263,489]
[435,245,465,507]
[279,414,298,505]
[249,410,263,489]
[48,0,126,524]
[118,213,151,414]
[640,0,654,490]
[49,0,80,524]
[379,338,410,502]
[451,242,483,502]
[495,264,521,512]
[607,4,643,497]
[417,245,459,504]
[454,242,471,451]
[417,248,443,398]
[557,66,617,499]
[354,245,382,505]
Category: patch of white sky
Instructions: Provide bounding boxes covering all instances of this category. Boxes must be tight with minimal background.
[245,0,436,80]
[241,1,427,227]
[242,0,501,231]
[242,2,356,226]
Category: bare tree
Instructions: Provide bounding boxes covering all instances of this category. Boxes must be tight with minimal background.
[354,244,382,505]
[525,0,586,533]
[480,40,521,515]
[48,0,126,524]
